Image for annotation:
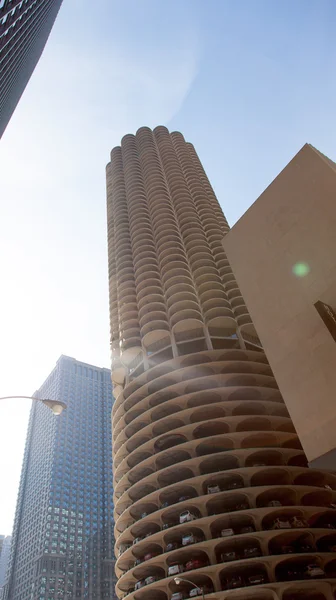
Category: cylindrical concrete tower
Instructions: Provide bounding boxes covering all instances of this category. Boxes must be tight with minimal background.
[106,127,336,600]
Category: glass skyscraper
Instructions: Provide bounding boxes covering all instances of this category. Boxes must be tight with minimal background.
[3,356,116,600]
[0,0,63,137]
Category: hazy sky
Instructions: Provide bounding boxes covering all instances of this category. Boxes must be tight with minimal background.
[1,0,336,534]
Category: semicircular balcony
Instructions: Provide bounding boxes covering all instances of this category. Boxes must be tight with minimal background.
[201,295,231,312]
[113,393,290,457]
[160,253,189,272]
[187,245,214,262]
[167,291,200,312]
[136,274,162,295]
[232,299,249,313]
[240,323,262,348]
[162,263,193,286]
[142,329,172,357]
[158,243,187,264]
[163,274,195,295]
[135,264,161,286]
[137,285,165,303]
[204,306,234,324]
[120,342,143,367]
[172,318,205,344]
[165,283,197,304]
[133,254,158,273]
[132,234,155,256]
[156,233,184,254]
[237,313,253,327]
[207,315,237,338]
[170,308,203,329]
[139,303,168,324]
[141,317,170,338]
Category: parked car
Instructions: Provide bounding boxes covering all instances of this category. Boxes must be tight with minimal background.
[161,501,170,508]
[163,522,176,530]
[272,518,291,530]
[166,541,180,552]
[207,484,221,494]
[243,546,261,558]
[221,550,238,562]
[189,587,204,597]
[141,511,149,519]
[119,544,131,556]
[290,516,307,528]
[133,536,143,545]
[189,585,212,597]
[180,510,197,524]
[145,575,160,585]
[225,480,243,490]
[185,558,208,571]
[145,531,156,538]
[144,552,157,561]
[239,525,255,534]
[168,563,184,576]
[171,593,186,600]
[221,528,235,537]
[134,580,145,590]
[234,502,249,511]
[134,558,142,566]
[223,575,244,589]
[279,545,295,554]
[267,500,282,507]
[247,573,267,585]
[179,495,192,503]
[182,532,201,546]
[304,564,325,578]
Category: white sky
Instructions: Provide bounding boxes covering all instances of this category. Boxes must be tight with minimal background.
[1,0,336,534]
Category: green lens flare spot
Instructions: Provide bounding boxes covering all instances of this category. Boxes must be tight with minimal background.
[292,262,310,277]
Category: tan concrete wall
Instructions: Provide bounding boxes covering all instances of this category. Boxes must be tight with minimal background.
[224,144,336,465]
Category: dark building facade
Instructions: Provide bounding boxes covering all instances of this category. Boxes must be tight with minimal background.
[0,0,63,137]
[3,356,117,600]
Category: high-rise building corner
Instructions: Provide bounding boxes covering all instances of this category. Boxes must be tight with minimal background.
[0,0,63,138]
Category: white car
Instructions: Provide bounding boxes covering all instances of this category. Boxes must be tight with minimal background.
[189,588,203,597]
[145,575,159,585]
[207,484,220,494]
[171,593,185,600]
[221,528,235,537]
[304,564,325,578]
[168,564,184,576]
[179,510,197,524]
[182,533,199,546]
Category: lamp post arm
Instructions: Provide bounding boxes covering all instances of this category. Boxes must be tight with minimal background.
[0,395,40,401]
[174,577,205,600]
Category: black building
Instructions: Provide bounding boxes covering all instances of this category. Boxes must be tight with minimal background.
[0,0,63,137]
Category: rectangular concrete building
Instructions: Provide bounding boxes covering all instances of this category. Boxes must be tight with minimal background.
[224,143,336,470]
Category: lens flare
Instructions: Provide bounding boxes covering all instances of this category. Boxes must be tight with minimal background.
[292,262,310,277]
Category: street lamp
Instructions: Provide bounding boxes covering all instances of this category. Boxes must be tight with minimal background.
[174,577,205,600]
[0,396,66,416]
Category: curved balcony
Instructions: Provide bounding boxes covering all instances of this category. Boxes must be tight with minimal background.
[108,129,336,600]
[111,344,336,599]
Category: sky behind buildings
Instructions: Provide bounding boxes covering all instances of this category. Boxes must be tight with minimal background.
[1,0,336,534]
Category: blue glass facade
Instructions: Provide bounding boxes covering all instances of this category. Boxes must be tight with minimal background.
[3,356,116,600]
[0,0,63,137]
